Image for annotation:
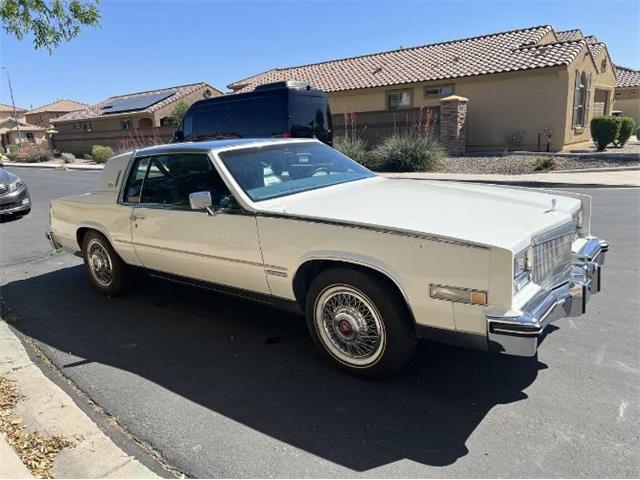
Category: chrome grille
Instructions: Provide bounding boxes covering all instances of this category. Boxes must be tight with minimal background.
[532,223,576,289]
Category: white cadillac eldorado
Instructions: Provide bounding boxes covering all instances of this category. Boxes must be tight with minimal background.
[48,139,608,377]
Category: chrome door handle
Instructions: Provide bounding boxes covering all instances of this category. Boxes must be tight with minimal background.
[130,214,145,220]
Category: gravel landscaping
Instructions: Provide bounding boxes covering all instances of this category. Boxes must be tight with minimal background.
[440,153,640,175]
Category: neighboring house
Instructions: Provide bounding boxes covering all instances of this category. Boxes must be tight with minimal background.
[0,102,46,148]
[0,102,27,122]
[613,65,640,126]
[0,117,47,148]
[26,99,88,129]
[52,82,222,155]
[229,25,616,152]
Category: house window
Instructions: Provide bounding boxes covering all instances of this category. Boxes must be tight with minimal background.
[26,132,35,143]
[387,89,412,110]
[82,122,92,132]
[121,119,132,130]
[600,59,607,73]
[160,116,176,127]
[424,84,455,97]
[572,71,591,127]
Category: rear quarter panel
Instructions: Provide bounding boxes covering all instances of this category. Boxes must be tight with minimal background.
[50,193,137,264]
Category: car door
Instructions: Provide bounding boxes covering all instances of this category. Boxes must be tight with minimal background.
[125,152,269,294]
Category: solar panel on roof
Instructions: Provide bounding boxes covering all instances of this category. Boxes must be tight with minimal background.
[100,91,175,115]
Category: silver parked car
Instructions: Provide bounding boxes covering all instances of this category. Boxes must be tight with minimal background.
[0,167,31,217]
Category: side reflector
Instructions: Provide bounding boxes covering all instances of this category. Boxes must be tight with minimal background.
[430,284,488,305]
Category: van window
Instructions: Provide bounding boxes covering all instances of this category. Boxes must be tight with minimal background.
[189,96,287,140]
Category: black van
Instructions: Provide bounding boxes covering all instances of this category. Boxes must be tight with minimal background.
[171,81,332,145]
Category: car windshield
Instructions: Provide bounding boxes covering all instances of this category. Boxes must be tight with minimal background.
[219,142,375,202]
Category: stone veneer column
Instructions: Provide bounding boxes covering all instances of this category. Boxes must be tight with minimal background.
[439,95,469,156]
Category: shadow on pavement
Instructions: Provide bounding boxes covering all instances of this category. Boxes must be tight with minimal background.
[3,265,546,471]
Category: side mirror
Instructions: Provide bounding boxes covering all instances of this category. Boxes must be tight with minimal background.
[189,191,212,211]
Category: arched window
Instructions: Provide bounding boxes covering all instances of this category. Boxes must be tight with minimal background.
[572,71,591,127]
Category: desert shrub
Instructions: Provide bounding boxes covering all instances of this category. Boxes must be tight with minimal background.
[590,116,619,151]
[333,136,370,166]
[91,145,114,163]
[369,132,445,172]
[613,116,636,147]
[83,153,93,161]
[531,156,557,172]
[5,143,23,161]
[15,145,52,163]
[0,146,4,154]
[61,152,75,164]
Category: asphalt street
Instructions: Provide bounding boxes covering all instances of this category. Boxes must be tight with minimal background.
[1,167,638,478]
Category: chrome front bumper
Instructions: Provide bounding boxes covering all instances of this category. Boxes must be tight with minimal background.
[487,237,608,357]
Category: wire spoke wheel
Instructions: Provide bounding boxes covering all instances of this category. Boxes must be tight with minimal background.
[87,239,113,287]
[314,285,385,367]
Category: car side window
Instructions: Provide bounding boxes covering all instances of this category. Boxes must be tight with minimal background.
[123,157,150,203]
[138,154,231,209]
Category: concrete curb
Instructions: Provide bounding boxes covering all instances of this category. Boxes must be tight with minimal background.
[0,161,104,171]
[0,319,161,479]
[0,434,32,478]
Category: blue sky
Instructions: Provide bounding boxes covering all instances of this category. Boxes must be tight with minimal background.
[1,0,639,109]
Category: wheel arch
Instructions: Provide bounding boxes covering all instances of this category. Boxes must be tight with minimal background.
[291,257,417,327]
[76,222,114,250]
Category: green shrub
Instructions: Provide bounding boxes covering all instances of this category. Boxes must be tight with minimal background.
[61,152,75,164]
[0,145,4,155]
[369,132,445,172]
[613,116,636,147]
[333,136,370,166]
[83,153,93,161]
[91,145,114,163]
[590,116,619,151]
[15,145,52,163]
[531,156,557,172]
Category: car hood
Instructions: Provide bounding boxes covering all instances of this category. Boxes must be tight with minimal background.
[256,177,582,251]
[0,168,18,184]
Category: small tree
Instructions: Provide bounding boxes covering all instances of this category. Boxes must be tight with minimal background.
[171,101,190,125]
[590,116,619,151]
[0,0,100,52]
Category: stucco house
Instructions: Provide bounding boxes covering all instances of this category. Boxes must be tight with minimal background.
[26,99,88,129]
[229,25,616,152]
[613,65,640,126]
[0,102,48,148]
[52,82,222,154]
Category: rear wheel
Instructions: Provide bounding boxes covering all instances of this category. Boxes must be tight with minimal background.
[306,267,417,378]
[82,231,128,296]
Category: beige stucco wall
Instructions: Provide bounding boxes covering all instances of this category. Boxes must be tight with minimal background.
[25,111,70,128]
[614,88,640,126]
[329,67,570,151]
[560,45,616,148]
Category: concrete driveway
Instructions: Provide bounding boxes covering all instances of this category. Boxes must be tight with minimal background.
[1,167,638,477]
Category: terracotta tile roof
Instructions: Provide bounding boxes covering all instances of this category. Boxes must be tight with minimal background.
[0,102,27,112]
[615,65,640,88]
[28,99,88,114]
[53,82,221,123]
[557,29,583,41]
[0,118,46,133]
[229,26,590,93]
[588,42,606,58]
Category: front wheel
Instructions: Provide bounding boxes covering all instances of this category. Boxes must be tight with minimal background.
[306,267,417,378]
[82,231,128,296]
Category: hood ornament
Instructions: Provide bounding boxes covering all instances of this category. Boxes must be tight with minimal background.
[545,197,557,213]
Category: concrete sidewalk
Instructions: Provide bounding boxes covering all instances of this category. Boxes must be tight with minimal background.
[3,159,639,186]
[384,168,640,187]
[0,319,161,479]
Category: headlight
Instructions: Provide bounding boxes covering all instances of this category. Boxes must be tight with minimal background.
[513,246,533,292]
[9,179,24,192]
